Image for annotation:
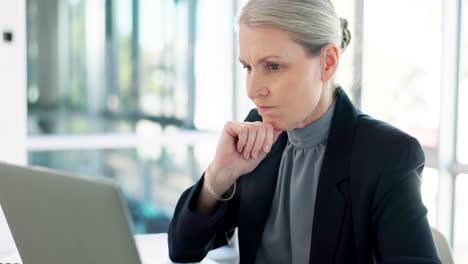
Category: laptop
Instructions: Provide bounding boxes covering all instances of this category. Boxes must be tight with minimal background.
[0,161,143,264]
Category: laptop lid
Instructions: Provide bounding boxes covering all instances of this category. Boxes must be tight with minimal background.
[0,161,142,264]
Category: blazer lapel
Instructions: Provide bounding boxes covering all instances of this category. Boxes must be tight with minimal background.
[309,88,360,263]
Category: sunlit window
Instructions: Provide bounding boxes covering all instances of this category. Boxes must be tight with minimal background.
[329,0,356,100]
[421,168,439,226]
[361,0,443,148]
[454,2,468,264]
[25,0,232,233]
[457,0,468,164]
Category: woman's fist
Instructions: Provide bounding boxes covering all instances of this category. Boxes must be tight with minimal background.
[209,121,283,182]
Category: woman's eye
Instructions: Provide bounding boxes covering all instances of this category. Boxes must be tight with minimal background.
[266,64,281,72]
[243,65,252,72]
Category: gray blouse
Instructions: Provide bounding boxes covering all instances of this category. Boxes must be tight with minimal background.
[255,100,336,264]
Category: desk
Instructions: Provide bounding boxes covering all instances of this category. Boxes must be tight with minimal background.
[134,233,227,264]
[0,233,236,264]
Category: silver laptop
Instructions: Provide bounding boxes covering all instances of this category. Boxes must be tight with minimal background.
[0,161,142,264]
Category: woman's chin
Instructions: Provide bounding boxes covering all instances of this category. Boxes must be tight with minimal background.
[262,118,285,131]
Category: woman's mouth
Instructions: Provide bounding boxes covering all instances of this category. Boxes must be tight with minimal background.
[258,106,274,114]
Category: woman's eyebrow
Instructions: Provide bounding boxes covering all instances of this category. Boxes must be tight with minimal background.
[238,55,282,65]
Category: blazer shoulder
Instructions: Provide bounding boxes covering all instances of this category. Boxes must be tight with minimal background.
[353,114,425,169]
[355,114,420,147]
[244,108,263,122]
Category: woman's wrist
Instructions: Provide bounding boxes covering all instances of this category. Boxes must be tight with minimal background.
[205,164,236,194]
[195,165,236,215]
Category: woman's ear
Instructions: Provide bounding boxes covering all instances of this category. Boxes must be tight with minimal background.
[320,43,340,82]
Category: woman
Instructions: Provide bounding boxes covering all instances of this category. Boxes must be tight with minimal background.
[168,0,440,263]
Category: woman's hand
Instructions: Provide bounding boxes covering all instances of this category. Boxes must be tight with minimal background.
[196,121,282,215]
[210,121,283,182]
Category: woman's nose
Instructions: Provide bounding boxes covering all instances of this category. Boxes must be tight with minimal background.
[247,73,269,100]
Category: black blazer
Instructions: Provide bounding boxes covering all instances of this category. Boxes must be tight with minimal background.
[168,88,440,264]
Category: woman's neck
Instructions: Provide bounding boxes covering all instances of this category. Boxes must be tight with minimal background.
[296,87,336,129]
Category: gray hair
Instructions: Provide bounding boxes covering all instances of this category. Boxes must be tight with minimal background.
[237,0,351,56]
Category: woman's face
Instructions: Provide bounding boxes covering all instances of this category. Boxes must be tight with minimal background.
[239,24,336,131]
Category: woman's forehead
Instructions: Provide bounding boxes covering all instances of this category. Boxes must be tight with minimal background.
[238,24,304,62]
[239,24,293,47]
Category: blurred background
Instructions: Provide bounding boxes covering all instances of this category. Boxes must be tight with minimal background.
[0,0,467,262]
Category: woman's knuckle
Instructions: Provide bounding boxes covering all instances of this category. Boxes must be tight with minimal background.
[240,127,247,135]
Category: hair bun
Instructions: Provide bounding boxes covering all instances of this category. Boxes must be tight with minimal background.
[340,17,351,52]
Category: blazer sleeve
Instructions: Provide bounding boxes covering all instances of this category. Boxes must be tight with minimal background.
[371,136,441,264]
[168,174,239,262]
[168,109,258,263]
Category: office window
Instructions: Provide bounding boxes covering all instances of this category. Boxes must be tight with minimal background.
[361,0,443,148]
[457,0,468,164]
[458,82,467,164]
[455,5,468,263]
[330,0,357,101]
[194,0,234,130]
[421,168,439,226]
[454,174,468,263]
[27,0,233,135]
[26,0,233,234]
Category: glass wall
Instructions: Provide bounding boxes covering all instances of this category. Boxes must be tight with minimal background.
[421,168,439,226]
[330,0,357,101]
[26,0,232,233]
[361,0,442,148]
[457,0,468,165]
[27,0,234,136]
[454,1,468,263]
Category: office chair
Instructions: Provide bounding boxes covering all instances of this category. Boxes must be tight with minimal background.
[431,227,454,264]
